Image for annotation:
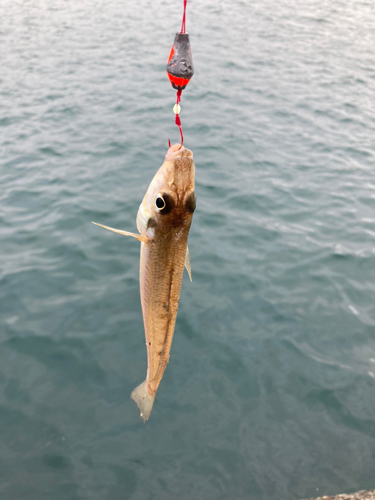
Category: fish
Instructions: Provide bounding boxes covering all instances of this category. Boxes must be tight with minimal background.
[93,143,196,422]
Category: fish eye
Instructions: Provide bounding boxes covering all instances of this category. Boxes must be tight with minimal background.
[154,193,175,214]
[155,195,166,211]
[185,192,196,213]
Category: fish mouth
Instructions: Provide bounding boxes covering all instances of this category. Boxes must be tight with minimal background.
[165,143,193,161]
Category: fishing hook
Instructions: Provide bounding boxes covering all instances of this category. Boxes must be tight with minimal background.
[167,124,183,150]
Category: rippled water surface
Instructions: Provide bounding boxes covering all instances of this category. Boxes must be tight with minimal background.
[1,0,375,499]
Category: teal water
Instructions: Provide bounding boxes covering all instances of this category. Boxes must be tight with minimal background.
[1,0,375,498]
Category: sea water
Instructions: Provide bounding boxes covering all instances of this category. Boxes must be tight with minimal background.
[1,0,375,498]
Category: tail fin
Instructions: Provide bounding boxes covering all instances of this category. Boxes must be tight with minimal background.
[131,381,156,423]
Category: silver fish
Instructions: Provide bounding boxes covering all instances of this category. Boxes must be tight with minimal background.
[93,144,196,422]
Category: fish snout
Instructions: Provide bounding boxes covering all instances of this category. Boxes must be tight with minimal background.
[165,144,193,161]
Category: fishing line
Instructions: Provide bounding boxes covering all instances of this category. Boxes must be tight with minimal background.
[180,0,187,34]
[166,0,194,148]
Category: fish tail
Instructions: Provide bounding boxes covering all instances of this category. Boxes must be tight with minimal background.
[131,381,156,423]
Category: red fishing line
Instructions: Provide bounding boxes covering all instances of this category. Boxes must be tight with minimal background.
[166,0,194,148]
[181,0,187,34]
[175,112,183,147]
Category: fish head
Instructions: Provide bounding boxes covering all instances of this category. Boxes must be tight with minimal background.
[136,144,196,237]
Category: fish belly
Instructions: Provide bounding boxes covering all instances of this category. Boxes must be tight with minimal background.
[131,234,187,422]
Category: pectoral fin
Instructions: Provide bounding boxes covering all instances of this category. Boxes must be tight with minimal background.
[92,222,144,242]
[185,245,192,282]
